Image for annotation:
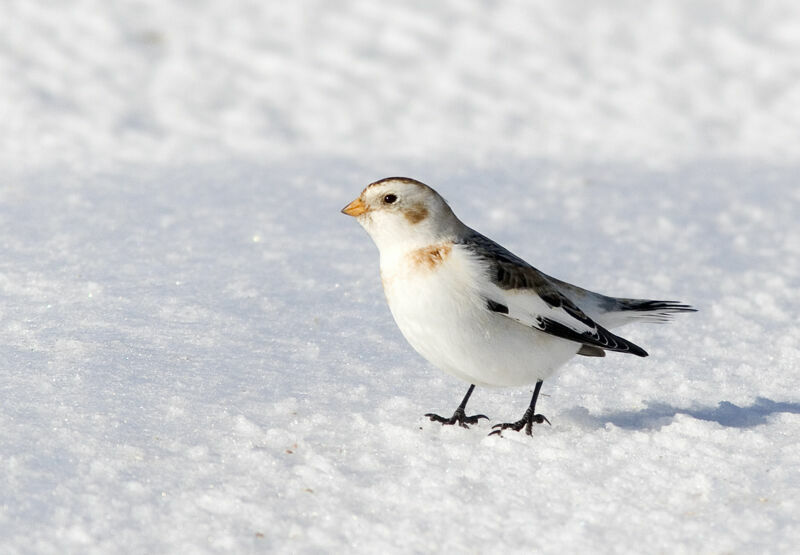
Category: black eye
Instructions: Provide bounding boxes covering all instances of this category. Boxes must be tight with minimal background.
[383,194,397,204]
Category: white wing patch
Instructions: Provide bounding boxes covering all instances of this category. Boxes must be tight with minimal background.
[482,280,648,357]
[455,232,649,357]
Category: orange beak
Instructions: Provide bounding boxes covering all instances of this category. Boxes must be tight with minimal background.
[341,197,368,217]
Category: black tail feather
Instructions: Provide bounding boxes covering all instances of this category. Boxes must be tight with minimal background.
[621,300,697,313]
[617,299,697,323]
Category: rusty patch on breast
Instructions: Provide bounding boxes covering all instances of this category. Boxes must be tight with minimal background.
[404,203,429,224]
[409,243,452,270]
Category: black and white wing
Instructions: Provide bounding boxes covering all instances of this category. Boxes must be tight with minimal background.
[459,231,648,357]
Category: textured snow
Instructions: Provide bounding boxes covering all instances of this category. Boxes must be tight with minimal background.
[2,1,800,553]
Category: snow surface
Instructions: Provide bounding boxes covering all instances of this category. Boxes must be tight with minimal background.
[2,1,800,553]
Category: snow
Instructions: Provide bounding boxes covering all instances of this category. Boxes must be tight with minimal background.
[2,1,800,553]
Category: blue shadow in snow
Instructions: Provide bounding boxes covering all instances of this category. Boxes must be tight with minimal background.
[566,397,800,430]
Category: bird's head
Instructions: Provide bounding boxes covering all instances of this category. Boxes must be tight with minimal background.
[341,177,463,253]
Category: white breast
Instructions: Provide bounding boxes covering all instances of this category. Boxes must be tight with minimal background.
[380,244,578,387]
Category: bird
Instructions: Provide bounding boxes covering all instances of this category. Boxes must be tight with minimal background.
[341,177,695,436]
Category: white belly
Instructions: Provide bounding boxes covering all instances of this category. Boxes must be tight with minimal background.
[381,248,578,387]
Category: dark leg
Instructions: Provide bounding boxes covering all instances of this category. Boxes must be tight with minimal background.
[425,384,488,429]
[489,380,550,437]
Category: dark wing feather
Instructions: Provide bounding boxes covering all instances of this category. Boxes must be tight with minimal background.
[536,316,648,357]
[462,231,648,357]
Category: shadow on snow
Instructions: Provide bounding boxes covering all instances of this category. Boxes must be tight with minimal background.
[566,397,800,430]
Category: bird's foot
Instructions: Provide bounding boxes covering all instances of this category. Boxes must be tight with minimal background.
[489,410,550,437]
[425,407,489,429]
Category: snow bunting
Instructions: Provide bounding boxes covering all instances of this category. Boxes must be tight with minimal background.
[342,177,695,436]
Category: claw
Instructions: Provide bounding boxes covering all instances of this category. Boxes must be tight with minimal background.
[489,413,550,437]
[425,408,489,429]
[533,414,551,426]
[489,380,550,437]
